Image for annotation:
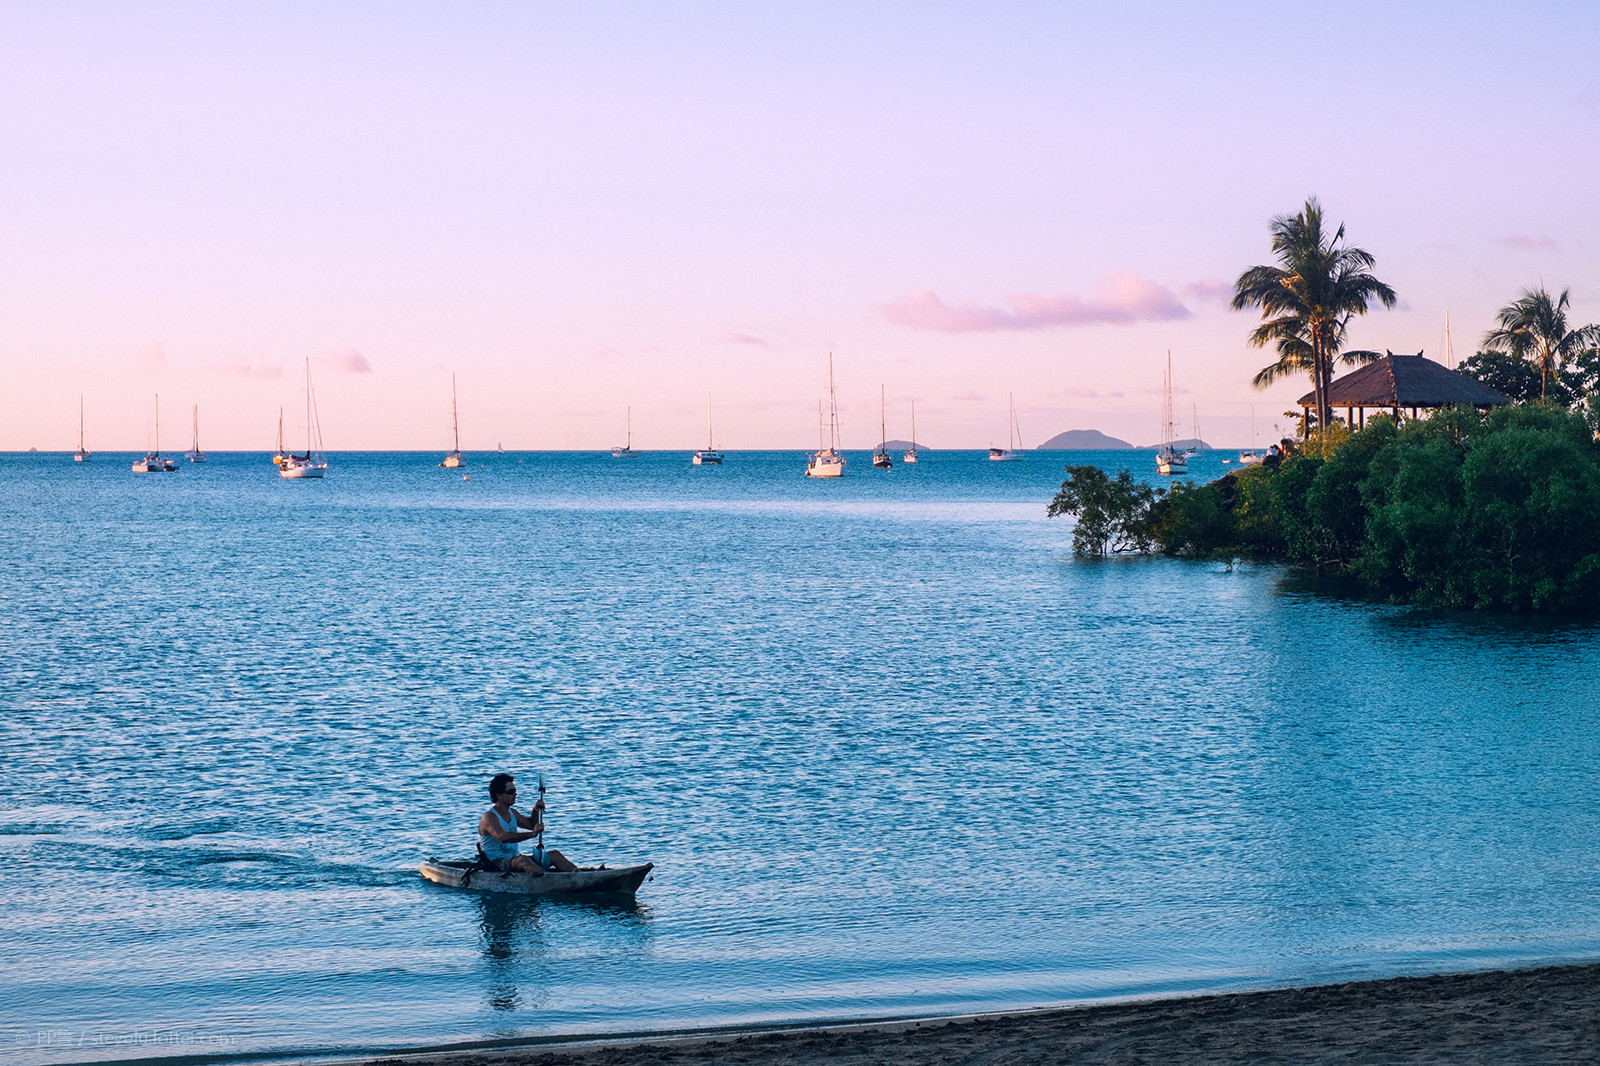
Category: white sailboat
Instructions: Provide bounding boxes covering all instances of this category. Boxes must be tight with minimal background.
[280,359,328,479]
[903,401,919,464]
[692,394,723,465]
[132,395,177,472]
[611,408,638,458]
[988,393,1023,461]
[1238,406,1262,465]
[806,355,845,478]
[187,404,207,463]
[1156,352,1187,476]
[74,396,90,462]
[272,408,289,466]
[872,385,892,469]
[440,373,464,468]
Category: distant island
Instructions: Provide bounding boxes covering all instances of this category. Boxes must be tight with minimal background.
[1036,429,1134,449]
[876,439,924,450]
[1136,437,1211,452]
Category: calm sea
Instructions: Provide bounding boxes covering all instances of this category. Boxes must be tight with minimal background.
[4,450,1600,1064]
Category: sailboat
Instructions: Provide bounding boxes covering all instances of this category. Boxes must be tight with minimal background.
[132,395,177,472]
[74,396,90,462]
[187,404,207,463]
[872,385,893,469]
[133,396,175,473]
[903,401,919,464]
[280,359,328,479]
[1156,352,1187,476]
[611,408,638,458]
[806,355,845,478]
[988,393,1023,461]
[692,394,723,465]
[272,408,289,466]
[440,373,464,468]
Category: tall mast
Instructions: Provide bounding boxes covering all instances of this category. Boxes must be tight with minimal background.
[828,353,839,450]
[305,358,312,453]
[452,373,460,453]
[79,396,85,451]
[155,394,160,455]
[1164,351,1174,449]
[626,406,631,449]
[910,400,916,448]
[707,393,714,450]
[193,404,200,452]
[1009,392,1016,452]
[880,384,886,451]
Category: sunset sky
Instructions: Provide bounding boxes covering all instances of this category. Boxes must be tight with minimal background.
[3,1,1597,451]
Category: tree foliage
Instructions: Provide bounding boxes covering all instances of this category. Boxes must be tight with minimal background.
[1480,287,1600,403]
[1048,406,1600,614]
[1232,197,1397,434]
[1046,466,1156,556]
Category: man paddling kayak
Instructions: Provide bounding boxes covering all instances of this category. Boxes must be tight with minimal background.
[478,773,581,873]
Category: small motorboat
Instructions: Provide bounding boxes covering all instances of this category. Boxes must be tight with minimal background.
[419,858,653,896]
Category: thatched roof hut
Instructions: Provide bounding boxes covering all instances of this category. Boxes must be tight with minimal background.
[1297,352,1511,428]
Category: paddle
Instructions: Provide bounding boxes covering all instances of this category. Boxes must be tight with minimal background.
[537,773,546,852]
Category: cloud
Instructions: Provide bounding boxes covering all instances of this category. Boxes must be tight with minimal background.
[1181,279,1233,304]
[953,390,986,402]
[211,358,283,380]
[1498,235,1559,252]
[722,332,770,348]
[884,272,1193,333]
[131,340,168,376]
[314,346,373,373]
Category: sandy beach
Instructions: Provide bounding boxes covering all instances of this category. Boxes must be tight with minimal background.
[372,962,1600,1066]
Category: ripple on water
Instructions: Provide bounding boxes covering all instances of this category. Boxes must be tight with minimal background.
[3,451,1600,1063]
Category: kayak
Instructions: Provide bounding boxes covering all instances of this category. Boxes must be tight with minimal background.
[419,858,653,896]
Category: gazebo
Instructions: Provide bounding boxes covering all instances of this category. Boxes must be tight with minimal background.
[1297,352,1512,429]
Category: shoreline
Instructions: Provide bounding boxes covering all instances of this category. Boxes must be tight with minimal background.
[352,962,1600,1066]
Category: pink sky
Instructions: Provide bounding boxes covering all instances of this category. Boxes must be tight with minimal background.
[2,2,1598,451]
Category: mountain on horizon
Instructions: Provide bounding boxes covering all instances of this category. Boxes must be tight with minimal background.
[1137,437,1212,452]
[1036,429,1134,450]
[875,440,925,451]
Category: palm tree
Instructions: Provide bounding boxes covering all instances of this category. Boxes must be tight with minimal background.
[1481,287,1600,402]
[1233,198,1397,437]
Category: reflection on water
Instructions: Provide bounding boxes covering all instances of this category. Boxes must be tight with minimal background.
[476,893,653,1014]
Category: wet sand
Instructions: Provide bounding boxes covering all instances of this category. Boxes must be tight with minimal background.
[372,962,1600,1065]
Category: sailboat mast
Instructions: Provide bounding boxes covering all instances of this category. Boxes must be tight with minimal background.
[1009,392,1016,452]
[880,384,886,452]
[305,358,312,453]
[707,393,713,450]
[155,394,160,455]
[79,396,85,451]
[193,404,200,452]
[828,353,839,450]
[452,373,460,453]
[626,406,631,449]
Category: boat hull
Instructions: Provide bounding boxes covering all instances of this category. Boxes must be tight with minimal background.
[280,460,327,479]
[419,860,653,896]
[692,451,723,465]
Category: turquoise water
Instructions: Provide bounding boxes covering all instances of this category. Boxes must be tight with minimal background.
[4,450,1600,1064]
